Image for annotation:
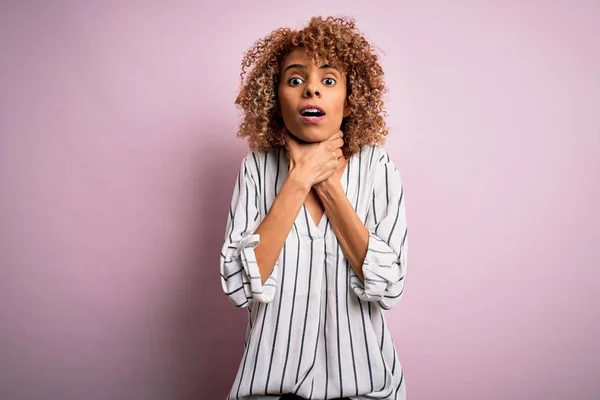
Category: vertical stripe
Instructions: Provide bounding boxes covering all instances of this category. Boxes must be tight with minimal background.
[354,148,362,211]
[378,311,387,391]
[254,165,259,215]
[346,154,350,191]
[280,229,302,391]
[238,162,243,194]
[380,312,385,351]
[387,187,403,244]
[294,292,323,395]
[228,164,244,244]
[248,302,269,395]
[228,204,235,243]
[394,369,404,400]
[274,147,281,197]
[263,151,268,214]
[358,299,374,392]
[335,243,343,397]
[251,152,261,195]
[385,163,390,209]
[264,243,287,391]
[243,169,249,234]
[235,331,252,399]
[296,207,315,382]
[372,191,378,226]
[345,260,359,395]
[375,162,390,237]
[323,220,330,398]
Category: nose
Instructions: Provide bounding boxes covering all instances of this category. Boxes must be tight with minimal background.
[304,86,320,97]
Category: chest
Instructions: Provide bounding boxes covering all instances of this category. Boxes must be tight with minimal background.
[303,189,325,227]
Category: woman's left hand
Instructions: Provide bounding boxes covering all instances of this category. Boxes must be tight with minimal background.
[283,129,347,189]
[316,150,348,190]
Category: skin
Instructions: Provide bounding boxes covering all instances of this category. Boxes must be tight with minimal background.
[277,48,351,142]
[253,48,369,284]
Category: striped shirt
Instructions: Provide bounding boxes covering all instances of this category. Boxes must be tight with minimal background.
[220,145,408,400]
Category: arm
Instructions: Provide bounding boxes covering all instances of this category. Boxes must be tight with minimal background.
[253,170,310,284]
[220,132,343,307]
[314,177,369,282]
[220,154,310,308]
[315,147,408,310]
[254,131,344,283]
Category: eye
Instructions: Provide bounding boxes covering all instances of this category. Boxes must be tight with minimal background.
[323,77,336,86]
[288,77,304,86]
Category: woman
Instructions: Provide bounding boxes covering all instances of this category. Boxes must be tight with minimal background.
[220,16,408,400]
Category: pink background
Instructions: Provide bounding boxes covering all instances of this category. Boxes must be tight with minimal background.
[1,1,599,399]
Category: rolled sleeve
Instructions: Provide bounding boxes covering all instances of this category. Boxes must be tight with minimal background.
[351,148,408,310]
[220,155,278,308]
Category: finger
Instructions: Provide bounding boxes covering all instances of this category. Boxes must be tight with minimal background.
[329,148,342,161]
[327,138,344,150]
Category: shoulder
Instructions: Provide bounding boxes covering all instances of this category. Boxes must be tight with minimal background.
[355,145,396,171]
[240,147,283,178]
[357,145,403,191]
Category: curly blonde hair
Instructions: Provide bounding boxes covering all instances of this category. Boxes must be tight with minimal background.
[235,16,389,157]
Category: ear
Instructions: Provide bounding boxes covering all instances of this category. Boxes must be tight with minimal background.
[343,98,352,118]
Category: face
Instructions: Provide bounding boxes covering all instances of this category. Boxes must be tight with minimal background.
[277,48,351,143]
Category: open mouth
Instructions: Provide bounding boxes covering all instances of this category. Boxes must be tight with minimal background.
[301,109,325,117]
[300,106,326,121]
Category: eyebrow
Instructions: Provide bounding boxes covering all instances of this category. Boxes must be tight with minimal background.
[283,63,340,73]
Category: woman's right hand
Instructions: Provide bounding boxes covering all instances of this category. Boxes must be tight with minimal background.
[284,129,345,187]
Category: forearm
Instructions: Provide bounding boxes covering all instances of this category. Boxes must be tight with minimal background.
[254,170,310,284]
[315,179,369,282]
